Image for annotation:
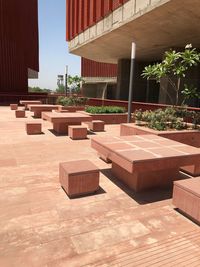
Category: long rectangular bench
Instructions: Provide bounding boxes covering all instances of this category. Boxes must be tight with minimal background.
[173,177,200,224]
[91,135,200,192]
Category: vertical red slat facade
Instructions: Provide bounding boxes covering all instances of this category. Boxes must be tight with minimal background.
[81,58,117,78]
[66,0,129,41]
[66,0,130,78]
[0,0,39,94]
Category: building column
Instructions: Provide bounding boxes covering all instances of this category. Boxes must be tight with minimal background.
[116,59,150,102]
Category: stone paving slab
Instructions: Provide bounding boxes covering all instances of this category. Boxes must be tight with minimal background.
[0,106,200,267]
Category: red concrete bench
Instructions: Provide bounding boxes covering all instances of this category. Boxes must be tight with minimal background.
[173,177,200,224]
[15,110,25,118]
[59,160,99,197]
[91,135,200,192]
[41,112,92,135]
[28,104,59,118]
[10,104,18,110]
[180,165,200,177]
[20,100,42,110]
[89,120,105,132]
[68,125,87,140]
[26,122,42,135]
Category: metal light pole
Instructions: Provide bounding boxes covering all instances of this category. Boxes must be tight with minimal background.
[127,42,136,123]
[65,65,68,96]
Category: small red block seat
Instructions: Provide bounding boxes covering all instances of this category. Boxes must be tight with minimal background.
[173,177,200,223]
[68,125,87,140]
[10,104,18,110]
[26,122,42,135]
[89,120,105,132]
[15,110,25,118]
[59,160,99,197]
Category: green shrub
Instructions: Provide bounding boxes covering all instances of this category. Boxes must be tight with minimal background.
[85,106,126,114]
[56,96,88,106]
[133,107,197,131]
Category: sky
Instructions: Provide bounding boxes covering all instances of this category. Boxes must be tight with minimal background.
[29,0,80,90]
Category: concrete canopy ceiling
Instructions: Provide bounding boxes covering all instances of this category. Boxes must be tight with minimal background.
[69,0,200,64]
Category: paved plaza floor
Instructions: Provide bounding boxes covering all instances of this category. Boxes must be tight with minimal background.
[0,106,200,266]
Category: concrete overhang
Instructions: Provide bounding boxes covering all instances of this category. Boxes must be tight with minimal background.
[83,77,117,84]
[68,0,200,64]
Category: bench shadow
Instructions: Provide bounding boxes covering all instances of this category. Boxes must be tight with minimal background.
[27,132,45,135]
[31,116,40,119]
[48,129,67,137]
[87,130,96,135]
[69,137,90,141]
[174,208,200,226]
[101,168,173,205]
[61,186,106,199]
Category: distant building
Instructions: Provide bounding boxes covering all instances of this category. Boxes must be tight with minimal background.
[66,0,200,106]
[0,0,39,96]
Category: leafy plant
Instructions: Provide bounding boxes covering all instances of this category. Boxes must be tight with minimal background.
[56,96,88,106]
[181,84,200,105]
[142,44,200,106]
[55,75,84,94]
[85,106,126,114]
[28,86,51,93]
[133,107,193,131]
[68,75,83,94]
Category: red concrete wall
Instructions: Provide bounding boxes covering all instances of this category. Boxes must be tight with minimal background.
[0,0,39,93]
[66,0,129,41]
[81,58,117,77]
[87,98,200,113]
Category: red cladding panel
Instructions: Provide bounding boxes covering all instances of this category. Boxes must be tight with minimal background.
[96,0,103,21]
[89,0,96,26]
[81,58,117,78]
[112,0,124,9]
[66,0,129,41]
[78,0,84,33]
[103,0,112,14]
[83,0,90,30]
[0,0,39,93]
[70,0,74,39]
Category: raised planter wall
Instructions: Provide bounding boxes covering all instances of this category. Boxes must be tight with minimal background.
[58,106,85,112]
[0,92,48,105]
[121,123,200,177]
[89,113,128,124]
[79,111,128,124]
[87,98,200,112]
[120,123,200,148]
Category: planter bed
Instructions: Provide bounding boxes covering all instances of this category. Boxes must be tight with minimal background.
[58,106,85,113]
[120,123,200,147]
[120,123,200,176]
[79,111,128,124]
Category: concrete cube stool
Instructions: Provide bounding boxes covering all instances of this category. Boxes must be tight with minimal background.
[15,110,25,118]
[26,122,42,135]
[89,120,105,132]
[59,160,99,197]
[173,177,200,223]
[10,104,18,110]
[68,125,87,140]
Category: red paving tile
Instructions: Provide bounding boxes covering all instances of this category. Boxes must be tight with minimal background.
[0,106,200,266]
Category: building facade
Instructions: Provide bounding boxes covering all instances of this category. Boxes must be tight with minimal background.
[81,58,117,99]
[0,0,39,95]
[66,0,200,106]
